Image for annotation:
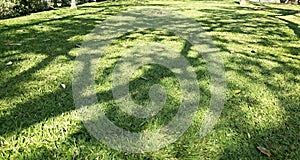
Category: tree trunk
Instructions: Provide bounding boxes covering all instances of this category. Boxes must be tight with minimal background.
[240,0,247,5]
[53,0,58,7]
[285,0,293,3]
[71,0,77,9]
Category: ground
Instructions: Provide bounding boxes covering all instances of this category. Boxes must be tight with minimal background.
[0,0,299,159]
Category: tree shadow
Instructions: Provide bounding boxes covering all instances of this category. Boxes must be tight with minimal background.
[0,1,141,136]
[189,1,300,159]
[1,0,299,159]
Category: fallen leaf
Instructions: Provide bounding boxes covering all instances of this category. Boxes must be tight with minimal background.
[4,41,22,46]
[135,54,142,57]
[153,47,165,52]
[257,146,271,157]
[261,36,268,39]
[43,39,50,42]
[61,84,66,89]
[234,90,241,94]
[16,29,24,32]
[6,61,13,66]
[4,40,11,45]
[10,43,21,46]
[141,76,148,80]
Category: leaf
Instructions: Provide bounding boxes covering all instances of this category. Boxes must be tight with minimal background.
[257,146,271,157]
[247,133,251,138]
[60,84,66,89]
[135,54,142,57]
[11,43,22,46]
[42,39,50,42]
[16,29,24,32]
[234,90,241,94]
[6,61,13,66]
[141,76,148,80]
[4,40,22,46]
[153,47,165,52]
[261,36,268,39]
[4,40,11,45]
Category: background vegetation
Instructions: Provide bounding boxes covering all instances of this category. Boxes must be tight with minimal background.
[0,0,103,19]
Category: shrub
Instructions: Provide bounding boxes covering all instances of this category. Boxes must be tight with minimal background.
[13,0,49,15]
[0,1,17,18]
[0,0,106,19]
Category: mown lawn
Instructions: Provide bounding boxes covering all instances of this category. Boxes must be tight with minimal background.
[0,0,299,159]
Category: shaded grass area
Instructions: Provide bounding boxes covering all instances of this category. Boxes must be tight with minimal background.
[0,0,299,159]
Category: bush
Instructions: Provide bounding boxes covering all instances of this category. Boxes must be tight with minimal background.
[0,0,50,19]
[0,1,17,19]
[0,0,102,19]
[13,0,49,15]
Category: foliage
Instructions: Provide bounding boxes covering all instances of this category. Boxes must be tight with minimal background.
[14,0,49,15]
[0,1,17,18]
[0,0,99,19]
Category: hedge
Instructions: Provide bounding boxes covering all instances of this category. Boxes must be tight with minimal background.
[0,0,98,19]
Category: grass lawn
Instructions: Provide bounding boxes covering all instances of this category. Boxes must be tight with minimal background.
[0,0,299,159]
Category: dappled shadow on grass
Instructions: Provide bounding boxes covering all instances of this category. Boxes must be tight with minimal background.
[0,0,299,159]
[0,83,73,136]
[93,39,209,132]
[70,4,225,152]
[68,29,211,158]
[0,1,137,136]
[188,1,300,159]
[95,64,183,133]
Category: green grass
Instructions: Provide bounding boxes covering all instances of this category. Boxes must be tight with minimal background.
[0,0,299,159]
